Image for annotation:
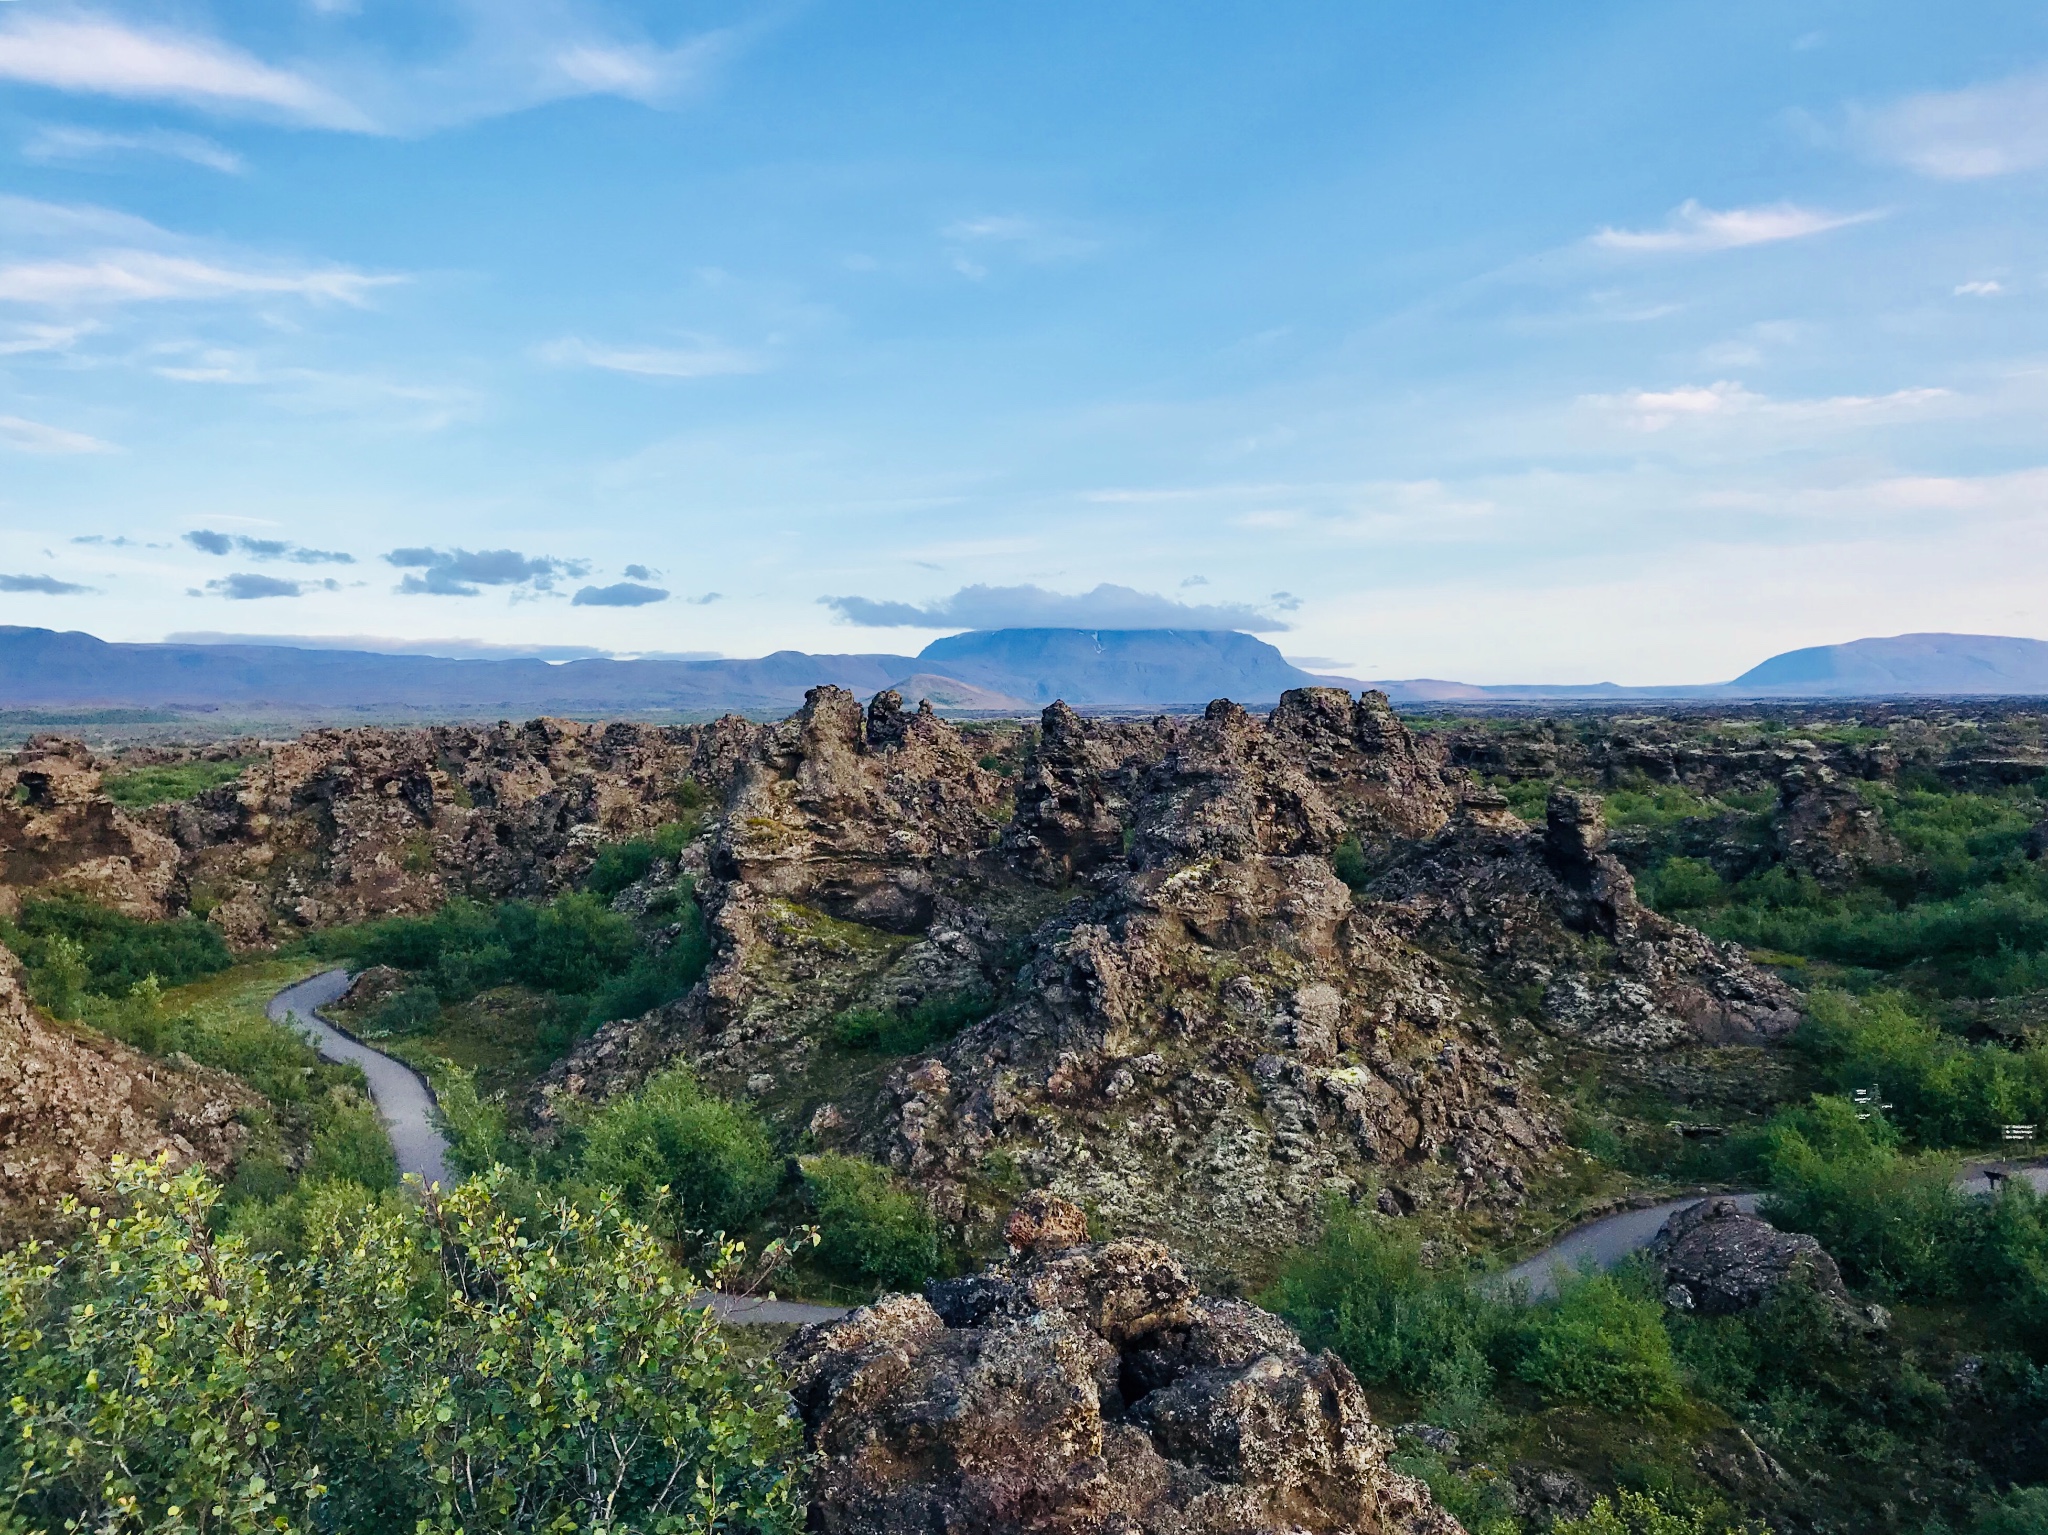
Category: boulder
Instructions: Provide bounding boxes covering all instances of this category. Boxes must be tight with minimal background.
[778,1196,1462,1535]
[1649,1197,1850,1316]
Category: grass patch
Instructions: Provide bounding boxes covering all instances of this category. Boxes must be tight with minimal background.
[830,984,997,1054]
[100,755,256,808]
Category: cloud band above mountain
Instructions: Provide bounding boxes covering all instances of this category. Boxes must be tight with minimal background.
[820,582,1292,632]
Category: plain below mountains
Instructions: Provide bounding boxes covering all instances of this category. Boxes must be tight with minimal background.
[1,626,2045,721]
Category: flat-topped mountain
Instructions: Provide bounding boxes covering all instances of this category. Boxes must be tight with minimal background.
[1730,632,2048,696]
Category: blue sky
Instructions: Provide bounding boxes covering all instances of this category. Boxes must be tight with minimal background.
[0,1,2044,683]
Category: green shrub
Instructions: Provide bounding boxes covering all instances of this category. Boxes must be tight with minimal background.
[324,886,712,1041]
[831,985,996,1054]
[1332,834,1371,891]
[1555,1488,1766,1535]
[577,1067,781,1234]
[1511,1264,1685,1415]
[303,1100,400,1190]
[1263,1202,1497,1420]
[1639,855,1728,913]
[802,1153,939,1292]
[1795,989,2048,1148]
[1,893,231,1012]
[586,837,660,897]
[365,984,442,1037]
[0,1158,803,1535]
[1975,1486,2048,1535]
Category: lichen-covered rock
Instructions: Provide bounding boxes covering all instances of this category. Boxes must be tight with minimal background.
[779,1197,1463,1535]
[0,942,257,1240]
[0,737,181,920]
[1650,1197,1851,1316]
[1368,786,1800,1052]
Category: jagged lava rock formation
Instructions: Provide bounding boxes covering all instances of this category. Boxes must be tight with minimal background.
[0,943,256,1238]
[543,687,1796,1272]
[0,737,181,919]
[0,687,1805,1269]
[779,1193,1462,1535]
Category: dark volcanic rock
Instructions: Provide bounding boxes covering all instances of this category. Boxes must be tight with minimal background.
[1369,787,1801,1052]
[778,1196,1462,1535]
[1650,1197,1851,1316]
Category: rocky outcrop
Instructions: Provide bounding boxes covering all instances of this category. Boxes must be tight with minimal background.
[1368,787,1801,1052]
[0,943,256,1240]
[778,1194,1462,1535]
[1773,759,1900,887]
[1650,1197,1851,1316]
[172,717,755,945]
[0,737,181,920]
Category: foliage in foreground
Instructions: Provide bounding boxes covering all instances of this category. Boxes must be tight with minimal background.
[0,1158,803,1535]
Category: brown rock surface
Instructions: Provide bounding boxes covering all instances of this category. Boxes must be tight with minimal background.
[0,737,181,920]
[0,942,256,1240]
[779,1196,1463,1535]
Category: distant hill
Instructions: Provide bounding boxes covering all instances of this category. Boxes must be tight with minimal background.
[7,624,2048,721]
[1729,633,2048,697]
[915,628,1328,708]
[0,628,919,718]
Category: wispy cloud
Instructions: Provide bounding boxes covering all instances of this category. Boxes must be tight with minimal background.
[23,124,247,174]
[821,581,1291,632]
[0,572,93,594]
[185,530,353,563]
[0,250,396,306]
[1856,65,2048,179]
[1583,379,1950,432]
[0,196,400,312]
[0,320,92,355]
[0,7,743,139]
[1955,279,2006,297]
[1593,199,1881,253]
[942,215,1099,278]
[539,335,768,379]
[0,413,116,454]
[0,13,369,129]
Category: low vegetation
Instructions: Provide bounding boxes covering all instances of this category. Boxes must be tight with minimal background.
[99,754,257,808]
[0,1159,803,1535]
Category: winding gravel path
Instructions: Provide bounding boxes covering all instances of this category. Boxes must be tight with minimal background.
[268,971,2041,1321]
[268,968,452,1189]
[266,971,849,1324]
[1502,1160,2048,1300]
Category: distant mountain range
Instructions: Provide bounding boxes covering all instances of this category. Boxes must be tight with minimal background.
[1,626,2044,721]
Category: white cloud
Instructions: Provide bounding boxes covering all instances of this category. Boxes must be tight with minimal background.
[538,335,768,379]
[23,125,247,174]
[0,8,742,139]
[0,251,396,306]
[0,320,92,355]
[1593,199,1881,253]
[0,414,116,454]
[0,14,368,128]
[1857,65,2048,179]
[0,197,399,310]
[1583,380,1948,432]
[942,215,1099,278]
[1955,279,2006,297]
